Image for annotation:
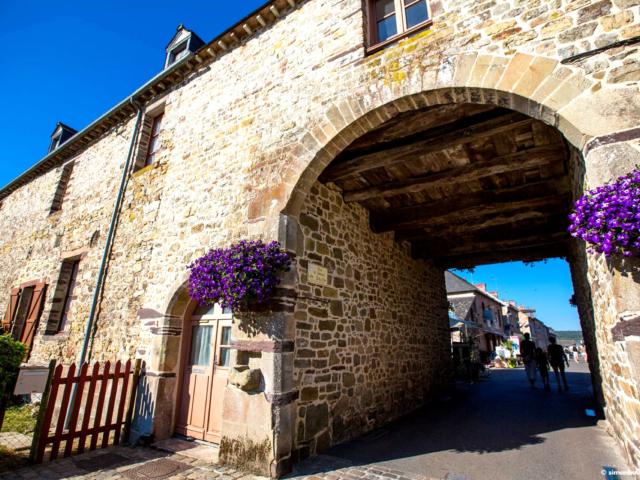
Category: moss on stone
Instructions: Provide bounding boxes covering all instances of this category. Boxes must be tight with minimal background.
[219,436,272,476]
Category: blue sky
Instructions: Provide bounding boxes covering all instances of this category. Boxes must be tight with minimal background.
[1,2,581,332]
[454,259,581,331]
[0,0,266,188]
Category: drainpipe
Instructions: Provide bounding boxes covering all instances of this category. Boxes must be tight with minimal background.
[64,98,143,430]
[78,97,143,365]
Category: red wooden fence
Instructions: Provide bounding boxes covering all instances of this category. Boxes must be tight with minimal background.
[32,359,142,463]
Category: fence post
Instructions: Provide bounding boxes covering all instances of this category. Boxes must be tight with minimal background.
[123,359,143,444]
[29,360,56,463]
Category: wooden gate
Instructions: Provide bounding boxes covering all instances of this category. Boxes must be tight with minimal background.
[32,359,143,463]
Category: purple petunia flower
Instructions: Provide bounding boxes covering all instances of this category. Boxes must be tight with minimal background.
[187,240,291,311]
[568,167,640,257]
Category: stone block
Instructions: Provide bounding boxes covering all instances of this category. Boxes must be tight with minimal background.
[496,53,534,93]
[304,403,329,439]
[229,366,262,392]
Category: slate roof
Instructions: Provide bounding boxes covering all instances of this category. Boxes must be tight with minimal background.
[445,271,478,294]
[449,297,475,322]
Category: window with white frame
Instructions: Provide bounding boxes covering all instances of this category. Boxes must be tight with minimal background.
[367,0,431,50]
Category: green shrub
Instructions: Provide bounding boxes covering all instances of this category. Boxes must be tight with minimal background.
[0,335,26,401]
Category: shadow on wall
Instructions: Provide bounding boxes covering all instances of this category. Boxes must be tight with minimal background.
[129,370,155,445]
[289,369,600,477]
[608,256,640,284]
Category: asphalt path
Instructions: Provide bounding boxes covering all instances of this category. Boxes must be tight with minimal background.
[314,363,630,480]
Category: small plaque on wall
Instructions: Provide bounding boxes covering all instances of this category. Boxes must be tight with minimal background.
[308,263,329,286]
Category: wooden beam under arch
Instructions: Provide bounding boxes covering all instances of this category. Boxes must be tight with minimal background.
[321,109,532,182]
[342,145,566,203]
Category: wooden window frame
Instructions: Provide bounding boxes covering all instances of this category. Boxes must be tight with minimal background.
[143,113,164,168]
[45,258,82,335]
[366,0,433,54]
[168,41,189,65]
[133,101,166,173]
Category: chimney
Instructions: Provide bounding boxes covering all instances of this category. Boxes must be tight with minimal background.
[474,283,487,291]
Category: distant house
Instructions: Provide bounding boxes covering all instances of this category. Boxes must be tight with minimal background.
[518,307,552,349]
[500,300,522,338]
[445,271,506,362]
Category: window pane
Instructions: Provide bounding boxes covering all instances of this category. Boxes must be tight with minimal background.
[148,136,159,155]
[151,115,163,135]
[219,347,230,367]
[59,261,80,332]
[194,303,216,317]
[405,1,429,28]
[190,325,213,366]
[377,15,397,42]
[222,306,232,315]
[220,326,231,346]
[375,0,396,18]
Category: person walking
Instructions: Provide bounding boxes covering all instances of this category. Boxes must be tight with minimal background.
[535,347,551,391]
[572,345,580,364]
[520,333,536,388]
[548,337,570,391]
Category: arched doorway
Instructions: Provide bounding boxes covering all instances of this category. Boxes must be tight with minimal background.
[175,302,233,443]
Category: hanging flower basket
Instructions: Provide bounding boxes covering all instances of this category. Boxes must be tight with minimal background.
[568,167,640,257]
[187,240,291,311]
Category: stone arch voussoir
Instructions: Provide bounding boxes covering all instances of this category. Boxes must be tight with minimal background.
[279,52,640,220]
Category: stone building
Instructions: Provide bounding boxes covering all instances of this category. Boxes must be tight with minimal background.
[1,0,640,476]
[518,307,552,349]
[501,300,522,338]
[446,271,506,359]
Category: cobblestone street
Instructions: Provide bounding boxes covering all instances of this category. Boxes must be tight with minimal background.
[0,445,438,480]
[0,446,231,480]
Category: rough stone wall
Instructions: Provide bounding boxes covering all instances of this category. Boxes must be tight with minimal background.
[0,0,638,473]
[293,181,451,457]
[579,139,640,469]
[0,122,135,364]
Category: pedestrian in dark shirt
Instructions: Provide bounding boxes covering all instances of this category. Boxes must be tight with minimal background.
[548,337,570,391]
[520,333,536,387]
[535,347,551,391]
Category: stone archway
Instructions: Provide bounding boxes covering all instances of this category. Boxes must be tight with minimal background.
[136,279,193,442]
[279,53,640,220]
[267,52,640,472]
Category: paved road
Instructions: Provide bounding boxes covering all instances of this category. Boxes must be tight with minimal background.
[291,363,629,480]
[1,364,629,480]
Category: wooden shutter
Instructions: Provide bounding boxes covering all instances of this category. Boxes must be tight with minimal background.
[20,282,47,353]
[45,261,76,335]
[49,162,75,214]
[2,288,20,333]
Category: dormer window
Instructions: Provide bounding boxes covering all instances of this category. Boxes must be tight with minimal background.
[169,42,189,64]
[49,122,77,153]
[367,0,431,52]
[164,24,205,69]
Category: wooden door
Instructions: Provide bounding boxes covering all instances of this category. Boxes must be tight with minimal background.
[176,304,232,443]
[205,319,232,443]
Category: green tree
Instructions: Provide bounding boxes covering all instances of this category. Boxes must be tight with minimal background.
[0,335,26,428]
